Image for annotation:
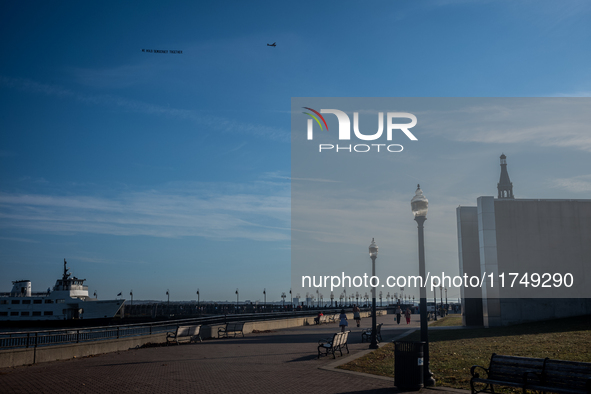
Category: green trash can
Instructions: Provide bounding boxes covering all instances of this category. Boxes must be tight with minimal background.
[394,341,424,391]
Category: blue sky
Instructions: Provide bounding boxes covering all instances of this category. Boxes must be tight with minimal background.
[1,1,590,303]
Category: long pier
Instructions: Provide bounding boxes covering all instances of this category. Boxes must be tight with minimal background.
[0,308,388,368]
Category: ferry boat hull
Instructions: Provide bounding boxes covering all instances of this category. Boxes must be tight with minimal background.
[0,260,125,322]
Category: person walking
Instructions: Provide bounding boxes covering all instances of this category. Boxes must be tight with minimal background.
[353,304,361,327]
[339,309,348,332]
[405,307,412,324]
[395,305,402,324]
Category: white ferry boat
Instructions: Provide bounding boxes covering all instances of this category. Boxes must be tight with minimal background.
[0,259,125,321]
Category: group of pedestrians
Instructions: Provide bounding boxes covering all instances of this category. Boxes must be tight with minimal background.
[395,305,412,325]
[338,304,362,332]
[338,304,414,332]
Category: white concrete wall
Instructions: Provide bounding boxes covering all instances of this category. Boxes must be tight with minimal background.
[458,198,591,327]
[492,199,591,326]
[477,196,501,327]
[0,333,167,369]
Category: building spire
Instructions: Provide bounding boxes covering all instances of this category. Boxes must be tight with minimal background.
[497,153,514,199]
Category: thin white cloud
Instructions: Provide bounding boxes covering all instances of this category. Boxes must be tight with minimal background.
[263,172,340,183]
[549,174,591,193]
[551,92,591,98]
[0,183,290,241]
[0,76,289,142]
[17,176,49,184]
[0,76,74,98]
[69,64,163,89]
[421,0,591,33]
[66,255,138,265]
[223,142,247,154]
[290,177,342,183]
[420,100,591,152]
[0,236,39,243]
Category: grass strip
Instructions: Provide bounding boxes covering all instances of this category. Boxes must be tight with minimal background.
[429,315,462,327]
[339,314,591,392]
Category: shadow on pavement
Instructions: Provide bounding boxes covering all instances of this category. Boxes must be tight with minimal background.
[287,354,319,362]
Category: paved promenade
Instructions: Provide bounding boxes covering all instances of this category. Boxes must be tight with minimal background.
[0,314,468,393]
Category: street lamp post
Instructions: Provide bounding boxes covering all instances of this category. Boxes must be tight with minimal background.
[356,291,359,306]
[445,287,448,315]
[281,292,286,308]
[290,288,292,308]
[379,291,383,307]
[263,288,266,310]
[412,184,436,386]
[344,289,347,307]
[439,285,444,317]
[196,289,200,313]
[330,291,334,308]
[166,289,170,316]
[434,286,438,321]
[235,288,239,312]
[368,238,379,349]
[94,291,97,299]
[130,290,133,308]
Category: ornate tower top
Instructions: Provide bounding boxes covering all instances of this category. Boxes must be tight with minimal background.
[497,153,514,199]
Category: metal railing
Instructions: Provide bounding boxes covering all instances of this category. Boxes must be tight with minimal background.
[1,319,179,350]
[1,308,376,350]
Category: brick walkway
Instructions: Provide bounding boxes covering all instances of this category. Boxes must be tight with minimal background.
[0,314,468,393]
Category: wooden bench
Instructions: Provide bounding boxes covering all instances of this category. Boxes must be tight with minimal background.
[166,325,202,345]
[314,315,336,324]
[470,354,591,394]
[361,323,383,343]
[217,322,245,338]
[317,331,350,359]
[314,315,325,324]
[525,358,591,394]
[341,330,350,355]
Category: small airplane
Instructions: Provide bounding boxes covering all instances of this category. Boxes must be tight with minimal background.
[267,42,276,47]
